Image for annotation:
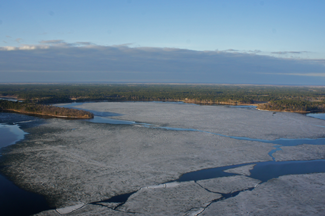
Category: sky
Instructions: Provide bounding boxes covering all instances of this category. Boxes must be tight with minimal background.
[0,0,325,84]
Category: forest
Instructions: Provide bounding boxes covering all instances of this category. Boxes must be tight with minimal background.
[0,84,325,113]
[257,100,325,113]
[0,100,93,119]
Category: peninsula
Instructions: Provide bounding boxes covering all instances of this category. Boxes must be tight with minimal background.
[0,100,93,119]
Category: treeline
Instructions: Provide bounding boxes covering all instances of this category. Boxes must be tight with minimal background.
[258,100,325,113]
[0,84,325,113]
[0,100,93,119]
[1,84,325,103]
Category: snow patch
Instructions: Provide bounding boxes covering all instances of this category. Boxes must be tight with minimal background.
[56,203,84,214]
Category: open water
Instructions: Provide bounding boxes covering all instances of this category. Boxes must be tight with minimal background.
[0,113,51,216]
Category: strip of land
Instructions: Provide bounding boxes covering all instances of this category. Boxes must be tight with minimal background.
[0,84,325,113]
[0,100,93,119]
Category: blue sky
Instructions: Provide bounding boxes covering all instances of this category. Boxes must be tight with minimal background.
[0,0,325,84]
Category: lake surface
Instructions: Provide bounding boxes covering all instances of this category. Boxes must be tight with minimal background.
[59,102,325,161]
[0,112,51,216]
[1,102,325,214]
[0,123,27,148]
[96,158,325,204]
[58,102,325,205]
[0,174,50,216]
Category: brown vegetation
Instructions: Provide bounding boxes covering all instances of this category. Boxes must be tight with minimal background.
[0,100,93,119]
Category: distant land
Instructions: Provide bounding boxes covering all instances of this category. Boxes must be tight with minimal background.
[0,84,325,114]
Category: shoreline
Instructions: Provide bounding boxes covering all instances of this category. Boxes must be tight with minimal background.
[0,95,25,101]
[1,109,93,119]
[2,96,325,116]
[256,108,312,114]
[55,99,325,114]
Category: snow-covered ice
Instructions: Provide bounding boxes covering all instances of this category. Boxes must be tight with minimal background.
[75,102,325,139]
[224,164,256,176]
[273,144,325,161]
[117,181,221,215]
[197,175,261,194]
[0,102,324,215]
[56,203,84,214]
[201,173,325,216]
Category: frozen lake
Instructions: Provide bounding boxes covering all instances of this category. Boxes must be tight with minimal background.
[0,113,51,216]
[1,102,325,215]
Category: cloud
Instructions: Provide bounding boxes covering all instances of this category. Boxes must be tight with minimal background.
[0,41,324,84]
[40,40,64,44]
[224,49,239,52]
[39,40,96,47]
[1,46,17,51]
[224,49,262,55]
[0,45,49,51]
[271,51,309,55]
[39,40,68,47]
[75,42,94,46]
[248,50,262,54]
[263,72,325,77]
[15,38,23,43]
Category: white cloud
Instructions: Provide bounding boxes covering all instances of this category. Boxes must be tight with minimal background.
[0,46,17,51]
[0,45,49,51]
[19,45,49,50]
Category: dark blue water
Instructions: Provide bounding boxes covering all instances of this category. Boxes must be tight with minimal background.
[176,164,245,182]
[0,174,51,216]
[0,113,52,216]
[96,192,136,203]
[176,159,325,183]
[250,159,325,182]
